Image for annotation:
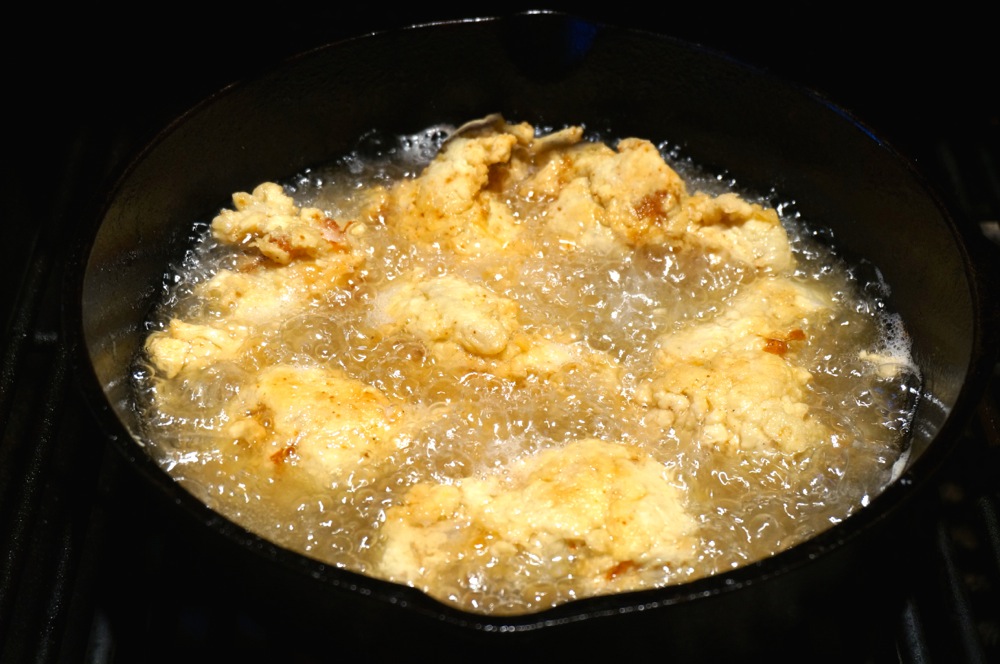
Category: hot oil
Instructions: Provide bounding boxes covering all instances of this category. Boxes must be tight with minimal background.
[133,123,919,614]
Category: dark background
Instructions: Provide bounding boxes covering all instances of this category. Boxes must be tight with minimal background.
[6,5,996,189]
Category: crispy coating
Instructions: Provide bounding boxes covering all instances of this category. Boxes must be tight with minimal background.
[515,130,791,269]
[533,137,687,251]
[224,364,404,480]
[145,319,249,379]
[146,182,367,378]
[380,273,520,357]
[211,182,354,264]
[503,329,621,386]
[196,257,361,326]
[376,272,620,385]
[375,128,526,256]
[189,182,367,325]
[655,276,832,364]
[377,438,698,598]
[667,192,795,272]
[638,277,833,452]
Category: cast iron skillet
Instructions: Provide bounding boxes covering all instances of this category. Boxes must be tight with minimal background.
[66,11,997,661]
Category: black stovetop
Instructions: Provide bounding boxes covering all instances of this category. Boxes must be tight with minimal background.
[2,7,998,663]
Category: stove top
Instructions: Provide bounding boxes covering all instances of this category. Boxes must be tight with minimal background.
[2,7,997,662]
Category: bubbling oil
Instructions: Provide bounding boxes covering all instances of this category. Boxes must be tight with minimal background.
[133,122,920,615]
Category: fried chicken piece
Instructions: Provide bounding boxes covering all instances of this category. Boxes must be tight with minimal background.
[144,319,249,379]
[524,132,792,272]
[379,273,520,357]
[196,252,362,325]
[147,183,366,378]
[638,277,833,453]
[532,138,687,252]
[211,182,356,264]
[504,330,621,386]
[665,192,795,272]
[377,438,698,600]
[376,273,620,385]
[655,276,832,364]
[375,126,526,256]
[224,364,405,481]
[640,350,825,453]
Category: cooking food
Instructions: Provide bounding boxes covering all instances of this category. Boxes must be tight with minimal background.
[134,116,919,615]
